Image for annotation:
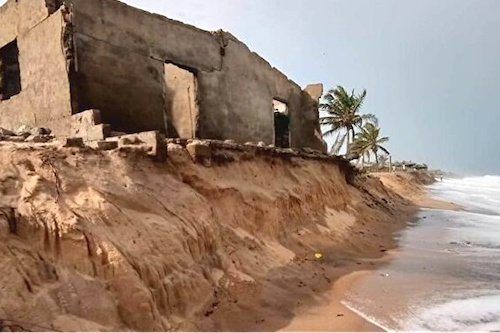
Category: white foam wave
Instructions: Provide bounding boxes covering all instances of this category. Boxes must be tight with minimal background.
[405,293,500,331]
[405,176,500,331]
[341,300,395,332]
[343,176,500,331]
[430,176,500,215]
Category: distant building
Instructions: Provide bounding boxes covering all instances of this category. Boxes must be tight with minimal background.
[0,0,326,151]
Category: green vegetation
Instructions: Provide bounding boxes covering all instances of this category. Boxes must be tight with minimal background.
[320,86,377,155]
[320,85,390,169]
[351,123,390,167]
[378,153,389,167]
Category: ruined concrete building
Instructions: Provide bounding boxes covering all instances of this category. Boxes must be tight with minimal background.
[0,0,326,151]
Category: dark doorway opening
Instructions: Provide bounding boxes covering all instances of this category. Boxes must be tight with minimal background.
[0,40,21,101]
[273,99,290,148]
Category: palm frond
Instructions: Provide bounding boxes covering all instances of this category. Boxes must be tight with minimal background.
[361,113,378,126]
[379,146,390,155]
[319,116,337,124]
[352,89,367,113]
[322,128,338,137]
[377,136,389,144]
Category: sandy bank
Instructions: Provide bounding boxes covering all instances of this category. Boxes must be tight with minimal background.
[0,141,439,331]
[375,172,461,211]
[279,171,458,332]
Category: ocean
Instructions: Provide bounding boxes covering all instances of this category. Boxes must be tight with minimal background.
[343,175,500,331]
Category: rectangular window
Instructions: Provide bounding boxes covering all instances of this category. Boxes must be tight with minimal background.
[0,40,21,101]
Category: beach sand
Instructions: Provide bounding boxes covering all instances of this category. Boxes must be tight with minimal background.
[278,269,385,332]
[277,172,458,332]
[0,139,452,331]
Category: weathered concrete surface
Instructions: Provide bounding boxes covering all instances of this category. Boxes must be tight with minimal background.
[0,0,326,151]
[198,36,303,146]
[0,0,57,47]
[186,139,212,163]
[72,33,166,134]
[110,131,167,161]
[0,6,72,135]
[69,109,111,142]
[304,84,324,102]
[0,0,18,48]
[63,137,85,147]
[64,0,325,150]
[94,140,118,150]
[302,84,327,151]
[71,109,101,131]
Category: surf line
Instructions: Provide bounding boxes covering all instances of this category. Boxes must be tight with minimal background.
[341,300,395,332]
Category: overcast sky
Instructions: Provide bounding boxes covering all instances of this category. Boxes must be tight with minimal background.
[3,0,499,175]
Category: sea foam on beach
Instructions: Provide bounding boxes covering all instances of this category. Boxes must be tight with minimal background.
[344,175,500,331]
[405,176,500,331]
[429,175,500,215]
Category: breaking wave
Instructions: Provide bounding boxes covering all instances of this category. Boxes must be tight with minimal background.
[403,175,500,331]
[344,175,500,332]
[406,292,500,331]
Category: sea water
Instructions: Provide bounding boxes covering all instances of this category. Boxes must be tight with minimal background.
[343,175,500,331]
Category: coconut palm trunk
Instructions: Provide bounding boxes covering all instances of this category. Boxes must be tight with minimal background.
[346,130,351,153]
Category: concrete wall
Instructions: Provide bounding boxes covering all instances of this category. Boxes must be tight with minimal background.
[0,0,54,46]
[71,33,166,133]
[0,0,326,150]
[0,1,73,134]
[66,0,221,134]
[0,0,18,48]
[302,84,327,152]
[198,35,304,146]
[66,0,325,150]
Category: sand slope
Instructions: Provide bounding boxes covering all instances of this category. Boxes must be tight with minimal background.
[0,142,427,331]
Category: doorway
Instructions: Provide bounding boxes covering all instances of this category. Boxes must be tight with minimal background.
[164,63,199,138]
[0,40,21,101]
[273,99,290,148]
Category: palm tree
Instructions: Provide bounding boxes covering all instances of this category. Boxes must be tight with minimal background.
[351,123,390,167]
[320,86,378,154]
[378,153,389,167]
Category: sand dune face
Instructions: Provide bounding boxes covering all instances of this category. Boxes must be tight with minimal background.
[0,142,425,331]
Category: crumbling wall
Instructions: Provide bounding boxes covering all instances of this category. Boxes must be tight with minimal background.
[301,84,327,151]
[0,0,326,150]
[71,33,166,133]
[65,0,221,134]
[197,34,303,145]
[0,3,73,135]
[0,0,18,48]
[65,0,325,150]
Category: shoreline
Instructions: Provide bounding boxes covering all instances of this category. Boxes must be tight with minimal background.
[277,174,459,332]
[278,269,389,332]
[0,140,459,331]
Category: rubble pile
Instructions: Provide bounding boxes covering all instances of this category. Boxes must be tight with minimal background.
[0,125,54,143]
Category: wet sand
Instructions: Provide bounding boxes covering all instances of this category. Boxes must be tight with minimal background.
[279,270,385,332]
[278,176,458,332]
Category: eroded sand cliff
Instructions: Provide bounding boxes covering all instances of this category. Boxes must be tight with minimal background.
[0,141,431,331]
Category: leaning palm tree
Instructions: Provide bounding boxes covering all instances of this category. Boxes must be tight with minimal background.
[378,153,389,167]
[320,86,378,154]
[351,123,390,167]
